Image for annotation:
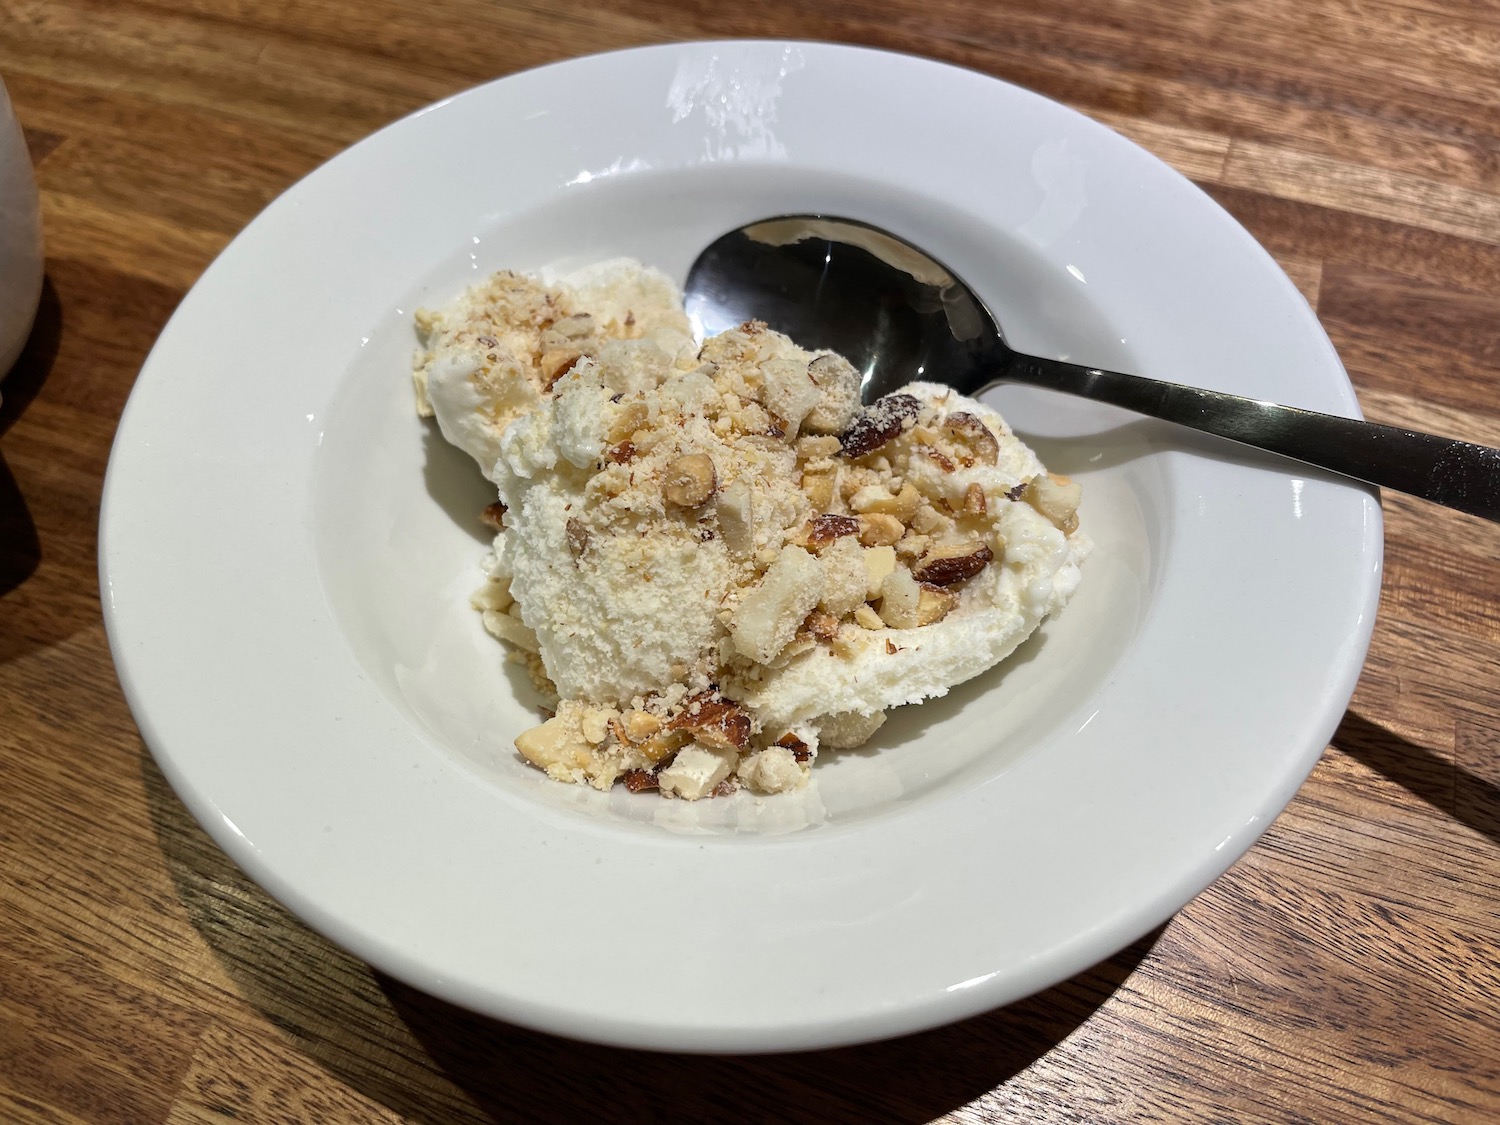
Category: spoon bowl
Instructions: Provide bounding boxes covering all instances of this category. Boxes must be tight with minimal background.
[685,214,1500,522]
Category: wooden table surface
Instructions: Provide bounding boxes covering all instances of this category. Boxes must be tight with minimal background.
[3,1,1498,1121]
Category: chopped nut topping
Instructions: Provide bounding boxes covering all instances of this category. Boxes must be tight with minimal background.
[804,513,861,550]
[804,609,841,641]
[913,542,994,586]
[877,566,922,628]
[911,504,950,535]
[800,470,837,511]
[606,440,637,464]
[717,479,756,555]
[803,353,862,435]
[663,453,717,508]
[515,714,588,771]
[854,604,885,630]
[857,513,905,547]
[620,710,663,742]
[839,393,921,458]
[962,482,987,516]
[896,531,930,559]
[549,312,595,340]
[761,356,820,438]
[1024,473,1083,534]
[818,536,868,617]
[480,501,508,531]
[565,517,590,558]
[850,483,921,520]
[916,583,959,625]
[796,434,843,462]
[775,731,812,762]
[623,769,659,792]
[943,412,1001,465]
[918,445,957,472]
[862,544,897,599]
[729,545,824,663]
[580,707,615,744]
[666,692,752,750]
[542,351,582,390]
[606,400,648,443]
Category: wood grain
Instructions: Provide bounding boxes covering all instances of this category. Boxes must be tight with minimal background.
[1,0,1497,1121]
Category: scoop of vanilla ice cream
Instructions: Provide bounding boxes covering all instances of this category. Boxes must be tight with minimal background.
[413,260,694,482]
[492,332,816,706]
[729,388,1086,734]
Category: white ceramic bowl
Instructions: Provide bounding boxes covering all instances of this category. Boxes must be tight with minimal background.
[101,42,1381,1052]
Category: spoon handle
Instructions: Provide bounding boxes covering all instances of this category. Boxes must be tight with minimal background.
[1002,355,1500,522]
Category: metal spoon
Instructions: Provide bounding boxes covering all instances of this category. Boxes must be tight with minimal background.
[684,214,1500,522]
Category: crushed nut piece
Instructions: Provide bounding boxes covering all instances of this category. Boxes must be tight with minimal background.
[580,707,616,744]
[621,710,662,742]
[775,731,812,762]
[663,453,717,508]
[480,501,508,531]
[863,544,897,599]
[542,351,582,390]
[805,513,861,550]
[666,692,752,750]
[854,604,885,630]
[796,434,843,462]
[565,517,589,557]
[913,542,994,586]
[516,715,589,773]
[962,482,987,516]
[943,412,1001,465]
[607,400,649,443]
[1025,473,1082,534]
[857,513,905,547]
[895,531,930,559]
[606,440,637,464]
[839,393,921,458]
[911,505,950,535]
[803,353,862,435]
[804,609,841,641]
[716,478,755,555]
[877,566,922,628]
[800,470,837,511]
[729,545,824,663]
[916,583,958,625]
[623,769,659,792]
[919,445,956,472]
[850,483,921,520]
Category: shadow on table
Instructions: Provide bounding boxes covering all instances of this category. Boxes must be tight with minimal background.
[0,278,63,606]
[1331,710,1500,847]
[380,925,1157,1125]
[143,744,1162,1124]
[1,276,63,437]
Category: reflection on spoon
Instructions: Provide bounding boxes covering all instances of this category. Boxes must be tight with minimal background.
[684,214,1500,522]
